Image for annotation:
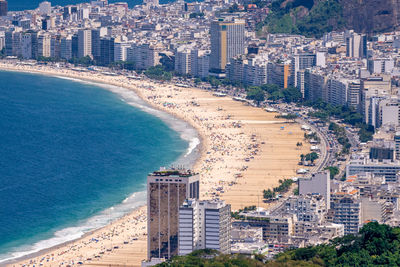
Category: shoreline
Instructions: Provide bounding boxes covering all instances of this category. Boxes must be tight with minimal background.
[1,60,312,267]
[0,65,202,265]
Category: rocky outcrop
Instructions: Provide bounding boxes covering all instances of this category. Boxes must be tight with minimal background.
[340,0,400,33]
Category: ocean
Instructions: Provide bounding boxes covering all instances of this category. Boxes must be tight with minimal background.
[7,0,173,11]
[0,71,198,262]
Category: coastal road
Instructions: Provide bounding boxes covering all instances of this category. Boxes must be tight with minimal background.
[267,103,333,175]
[297,118,330,173]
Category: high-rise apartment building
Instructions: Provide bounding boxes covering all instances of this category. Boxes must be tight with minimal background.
[270,60,294,89]
[50,35,61,59]
[99,37,114,66]
[77,29,92,58]
[293,53,316,87]
[368,58,394,74]
[60,36,72,60]
[0,0,7,17]
[347,80,361,111]
[21,32,32,59]
[127,44,159,70]
[210,18,245,75]
[71,34,78,59]
[304,69,328,102]
[147,169,199,260]
[91,28,107,63]
[39,1,52,15]
[178,199,231,256]
[175,48,191,75]
[0,32,5,51]
[331,193,361,235]
[37,33,51,58]
[5,30,22,57]
[346,32,367,58]
[327,78,348,106]
[144,0,159,7]
[226,54,268,86]
[114,42,130,62]
[360,75,392,125]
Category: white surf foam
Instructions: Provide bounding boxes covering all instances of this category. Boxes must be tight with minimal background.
[0,191,146,263]
[0,74,201,264]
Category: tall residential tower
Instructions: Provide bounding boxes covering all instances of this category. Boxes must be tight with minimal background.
[178,199,231,256]
[77,29,92,58]
[210,18,245,76]
[147,169,199,260]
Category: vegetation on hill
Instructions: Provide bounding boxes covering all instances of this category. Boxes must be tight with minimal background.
[260,0,346,38]
[157,223,400,267]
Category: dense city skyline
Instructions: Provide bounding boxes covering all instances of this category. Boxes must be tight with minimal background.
[2,0,400,266]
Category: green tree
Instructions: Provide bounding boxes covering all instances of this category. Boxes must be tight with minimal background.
[283,86,302,103]
[305,152,319,163]
[145,65,172,81]
[263,189,275,199]
[325,166,339,179]
[246,87,265,106]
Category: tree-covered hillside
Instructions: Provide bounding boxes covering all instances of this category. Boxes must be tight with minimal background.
[157,222,400,266]
[259,0,346,38]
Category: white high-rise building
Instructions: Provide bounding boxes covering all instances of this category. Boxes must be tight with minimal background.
[346,32,367,58]
[190,49,210,78]
[293,53,315,87]
[175,48,191,75]
[347,80,361,111]
[37,33,51,58]
[226,54,268,86]
[114,42,130,62]
[144,0,159,7]
[379,97,400,127]
[78,7,90,20]
[0,32,5,51]
[361,75,392,125]
[21,32,32,59]
[332,194,361,235]
[127,43,159,70]
[178,199,231,256]
[327,78,348,106]
[39,1,51,15]
[368,58,394,74]
[316,51,326,68]
[77,29,92,58]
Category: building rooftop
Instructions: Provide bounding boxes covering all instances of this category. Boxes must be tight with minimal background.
[149,168,197,177]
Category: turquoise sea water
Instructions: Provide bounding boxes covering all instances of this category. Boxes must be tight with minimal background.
[0,71,193,262]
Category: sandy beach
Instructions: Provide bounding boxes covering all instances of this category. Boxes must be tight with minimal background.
[1,61,311,267]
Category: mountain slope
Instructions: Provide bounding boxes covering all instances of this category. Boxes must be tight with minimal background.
[261,0,400,37]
